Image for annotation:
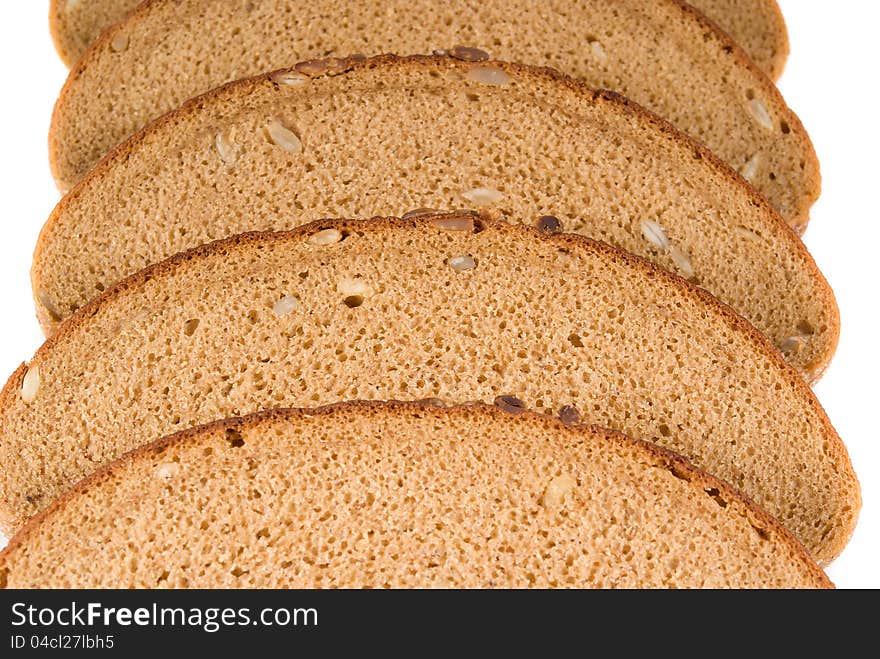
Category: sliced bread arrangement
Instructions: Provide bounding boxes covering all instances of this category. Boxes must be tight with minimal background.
[34,56,837,379]
[0,403,831,589]
[1,217,859,565]
[48,0,817,232]
[0,2,860,588]
[50,0,790,80]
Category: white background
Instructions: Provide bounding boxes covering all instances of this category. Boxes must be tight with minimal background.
[0,1,876,588]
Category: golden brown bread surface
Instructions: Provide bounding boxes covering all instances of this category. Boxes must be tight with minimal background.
[688,0,788,80]
[49,0,789,79]
[0,403,832,589]
[3,216,860,563]
[48,0,818,229]
[35,56,837,379]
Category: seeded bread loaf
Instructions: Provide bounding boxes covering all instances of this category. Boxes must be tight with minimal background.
[36,56,837,379]
[4,216,860,563]
[48,0,818,230]
[688,0,788,80]
[49,0,789,80]
[0,403,831,589]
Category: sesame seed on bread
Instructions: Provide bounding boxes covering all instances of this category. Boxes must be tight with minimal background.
[4,215,861,563]
[35,55,837,379]
[0,402,832,589]
[48,0,818,230]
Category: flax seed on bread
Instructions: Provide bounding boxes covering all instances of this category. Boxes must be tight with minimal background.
[688,0,788,80]
[0,403,832,589]
[48,0,818,230]
[35,55,837,379]
[3,216,860,563]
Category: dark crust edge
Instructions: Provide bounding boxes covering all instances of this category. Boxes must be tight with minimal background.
[48,0,819,228]
[8,214,862,562]
[0,400,832,589]
[36,53,839,377]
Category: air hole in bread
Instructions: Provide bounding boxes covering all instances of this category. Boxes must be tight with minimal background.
[344,295,364,308]
[183,319,200,336]
[568,333,584,348]
[797,320,815,335]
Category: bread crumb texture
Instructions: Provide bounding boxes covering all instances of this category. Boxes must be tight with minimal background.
[49,0,818,229]
[36,56,837,378]
[49,0,789,78]
[688,0,788,80]
[49,0,137,67]
[3,217,861,564]
[0,403,831,588]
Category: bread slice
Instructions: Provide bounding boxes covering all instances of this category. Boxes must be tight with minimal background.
[49,0,142,68]
[4,216,860,563]
[49,0,789,79]
[688,0,789,80]
[0,402,831,589]
[49,0,819,230]
[36,55,837,380]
